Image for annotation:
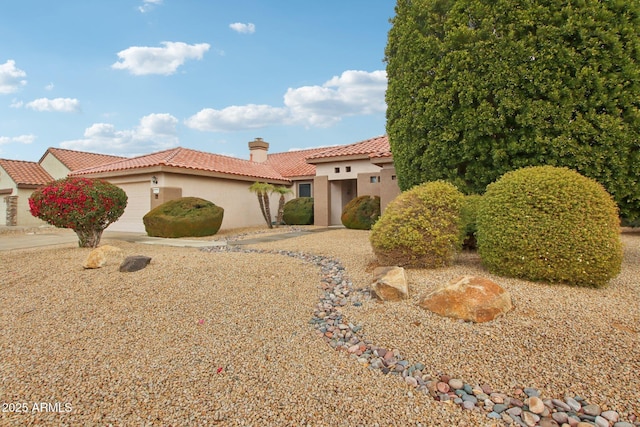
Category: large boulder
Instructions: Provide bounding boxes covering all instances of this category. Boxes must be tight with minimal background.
[282,197,314,225]
[143,197,224,238]
[418,276,513,322]
[119,255,152,272]
[371,266,408,301]
[83,245,124,269]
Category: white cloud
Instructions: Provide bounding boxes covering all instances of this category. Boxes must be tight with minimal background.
[112,42,210,76]
[45,83,54,91]
[0,60,27,94]
[229,22,256,34]
[284,70,387,127]
[185,70,387,132]
[60,113,179,156]
[138,0,162,13]
[0,134,35,145]
[24,97,80,113]
[184,104,289,132]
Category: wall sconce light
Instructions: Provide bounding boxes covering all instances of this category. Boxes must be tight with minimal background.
[151,176,158,185]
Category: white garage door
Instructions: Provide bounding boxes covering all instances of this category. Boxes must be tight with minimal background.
[107,181,150,233]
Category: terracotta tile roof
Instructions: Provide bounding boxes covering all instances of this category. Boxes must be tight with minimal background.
[306,135,390,162]
[266,147,329,178]
[0,159,54,186]
[70,147,290,182]
[40,147,126,171]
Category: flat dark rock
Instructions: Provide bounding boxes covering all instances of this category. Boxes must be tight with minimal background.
[119,255,152,272]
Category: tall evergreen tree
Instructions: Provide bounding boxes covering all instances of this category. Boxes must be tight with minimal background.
[385,0,640,222]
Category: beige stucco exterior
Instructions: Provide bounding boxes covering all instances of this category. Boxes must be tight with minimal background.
[312,158,401,226]
[0,165,47,227]
[38,153,71,180]
[100,169,294,233]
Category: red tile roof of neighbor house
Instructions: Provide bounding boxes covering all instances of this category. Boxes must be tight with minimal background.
[70,147,290,182]
[305,135,390,162]
[0,159,54,186]
[40,147,126,171]
[266,147,330,178]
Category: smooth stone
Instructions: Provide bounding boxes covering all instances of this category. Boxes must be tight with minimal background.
[553,399,572,411]
[453,397,463,405]
[522,411,541,427]
[448,378,464,390]
[594,416,609,427]
[511,398,524,407]
[539,418,560,427]
[488,412,502,419]
[580,415,596,422]
[507,407,523,417]
[462,394,478,405]
[455,389,467,397]
[481,384,493,394]
[524,388,541,397]
[477,393,490,402]
[613,423,634,427]
[601,411,619,422]
[405,376,418,387]
[436,382,450,393]
[553,412,570,424]
[463,384,473,394]
[565,397,582,412]
[462,400,475,410]
[528,396,545,414]
[567,415,582,427]
[583,404,602,417]
[493,404,508,414]
[576,423,595,427]
[491,393,506,404]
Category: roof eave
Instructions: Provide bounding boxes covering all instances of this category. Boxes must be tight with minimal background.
[306,154,372,164]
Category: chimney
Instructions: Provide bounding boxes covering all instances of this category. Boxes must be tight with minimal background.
[248,137,269,163]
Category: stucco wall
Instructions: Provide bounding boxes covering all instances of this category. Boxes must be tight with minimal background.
[315,159,381,181]
[16,188,48,227]
[39,154,70,180]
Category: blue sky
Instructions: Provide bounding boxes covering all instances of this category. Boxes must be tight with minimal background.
[0,0,393,162]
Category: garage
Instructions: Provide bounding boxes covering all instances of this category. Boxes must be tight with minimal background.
[106,180,150,233]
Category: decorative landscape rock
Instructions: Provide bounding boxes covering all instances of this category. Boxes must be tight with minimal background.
[143,197,224,238]
[418,276,513,322]
[83,245,123,269]
[371,266,408,301]
[119,255,152,272]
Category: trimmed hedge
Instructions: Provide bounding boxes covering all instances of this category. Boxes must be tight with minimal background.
[476,166,622,287]
[143,197,224,238]
[282,197,314,225]
[370,181,464,268]
[460,194,482,250]
[341,195,380,230]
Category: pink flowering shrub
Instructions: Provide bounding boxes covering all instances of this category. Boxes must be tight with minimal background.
[29,177,127,247]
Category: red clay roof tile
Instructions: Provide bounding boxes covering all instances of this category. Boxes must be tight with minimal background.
[266,147,329,178]
[0,159,54,186]
[41,147,126,171]
[305,135,390,162]
[70,147,290,182]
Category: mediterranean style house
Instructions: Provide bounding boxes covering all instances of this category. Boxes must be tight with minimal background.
[0,135,400,232]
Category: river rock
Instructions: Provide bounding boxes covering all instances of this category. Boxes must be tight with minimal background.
[83,245,123,269]
[119,255,152,272]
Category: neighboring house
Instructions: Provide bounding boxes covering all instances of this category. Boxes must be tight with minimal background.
[0,159,54,227]
[2,135,400,231]
[0,148,126,227]
[306,135,401,226]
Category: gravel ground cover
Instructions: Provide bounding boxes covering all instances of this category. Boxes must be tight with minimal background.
[0,228,638,426]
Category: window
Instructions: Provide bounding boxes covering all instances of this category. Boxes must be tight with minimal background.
[298,183,312,198]
[334,167,340,173]
[392,175,397,180]
[370,176,381,183]
[346,166,351,172]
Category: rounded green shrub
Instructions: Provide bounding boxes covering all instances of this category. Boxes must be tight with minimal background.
[282,197,314,225]
[341,195,380,230]
[460,194,482,250]
[370,181,464,268]
[143,197,224,238]
[476,166,622,287]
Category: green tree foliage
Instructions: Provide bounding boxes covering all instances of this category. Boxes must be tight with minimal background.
[249,182,275,228]
[385,0,640,222]
[29,177,127,247]
[476,166,622,287]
